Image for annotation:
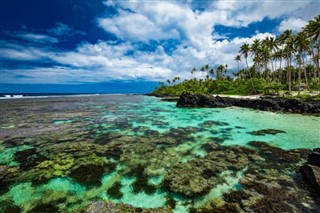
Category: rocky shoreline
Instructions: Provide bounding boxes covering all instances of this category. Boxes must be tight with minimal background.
[300,148,320,195]
[176,94,320,114]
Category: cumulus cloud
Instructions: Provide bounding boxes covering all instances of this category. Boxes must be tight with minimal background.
[2,0,318,84]
[1,40,172,83]
[277,18,307,33]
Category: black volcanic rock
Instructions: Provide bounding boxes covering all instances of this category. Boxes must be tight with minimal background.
[176,94,320,114]
[300,164,320,194]
[308,148,320,167]
[300,148,320,195]
[177,94,233,108]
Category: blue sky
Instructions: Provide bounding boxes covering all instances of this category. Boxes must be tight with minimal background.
[0,0,319,93]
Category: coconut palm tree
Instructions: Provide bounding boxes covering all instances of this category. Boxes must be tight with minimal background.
[304,15,320,90]
[204,64,210,80]
[264,37,278,72]
[278,29,294,93]
[240,43,256,93]
[239,43,251,70]
[191,67,196,79]
[251,39,264,76]
[200,66,205,79]
[294,31,311,91]
[209,68,215,79]
[234,55,241,73]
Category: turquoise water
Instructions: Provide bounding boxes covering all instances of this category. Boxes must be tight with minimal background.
[0,95,319,212]
[104,96,319,150]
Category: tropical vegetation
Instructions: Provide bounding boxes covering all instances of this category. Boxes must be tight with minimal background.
[152,15,320,98]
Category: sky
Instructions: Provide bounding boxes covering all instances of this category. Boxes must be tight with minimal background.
[0,0,319,93]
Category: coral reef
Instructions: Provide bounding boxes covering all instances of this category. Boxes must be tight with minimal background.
[84,201,172,213]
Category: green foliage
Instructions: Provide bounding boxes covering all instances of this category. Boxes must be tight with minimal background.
[292,94,320,101]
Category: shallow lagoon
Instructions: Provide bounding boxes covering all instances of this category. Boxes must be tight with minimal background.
[0,95,319,212]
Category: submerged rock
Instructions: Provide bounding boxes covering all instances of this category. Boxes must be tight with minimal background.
[0,201,21,213]
[247,129,286,136]
[29,203,59,213]
[107,181,123,199]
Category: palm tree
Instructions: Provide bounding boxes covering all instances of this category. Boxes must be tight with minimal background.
[239,43,250,70]
[264,36,278,72]
[216,64,224,80]
[278,29,294,93]
[204,64,210,80]
[191,67,196,79]
[304,15,320,90]
[259,41,272,81]
[294,31,310,91]
[240,43,256,93]
[250,39,261,73]
[209,68,214,79]
[234,55,241,73]
[273,49,284,83]
[200,66,205,79]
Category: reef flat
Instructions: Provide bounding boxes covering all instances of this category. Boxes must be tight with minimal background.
[0,95,319,212]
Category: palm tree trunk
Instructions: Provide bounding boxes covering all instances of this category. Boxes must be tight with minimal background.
[288,57,292,93]
[317,46,320,92]
[298,63,301,95]
[302,57,310,91]
[279,59,282,83]
[245,58,256,93]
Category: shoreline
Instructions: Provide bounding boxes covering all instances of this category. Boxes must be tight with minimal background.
[176,93,320,115]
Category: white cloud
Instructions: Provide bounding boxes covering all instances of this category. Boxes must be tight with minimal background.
[277,18,307,33]
[14,32,58,44]
[2,0,319,84]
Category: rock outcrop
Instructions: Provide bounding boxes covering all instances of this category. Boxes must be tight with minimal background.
[176,94,320,114]
[300,148,320,195]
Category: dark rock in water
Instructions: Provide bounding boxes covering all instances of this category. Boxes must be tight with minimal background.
[107,181,123,199]
[248,141,307,163]
[300,164,320,194]
[104,144,123,160]
[94,132,122,145]
[0,165,18,195]
[124,164,156,195]
[248,129,286,136]
[3,137,26,148]
[14,148,46,171]
[166,197,176,209]
[144,130,159,136]
[29,203,59,212]
[199,120,229,128]
[0,201,21,213]
[202,169,216,178]
[70,163,106,185]
[177,94,320,114]
[235,126,245,129]
[308,148,320,167]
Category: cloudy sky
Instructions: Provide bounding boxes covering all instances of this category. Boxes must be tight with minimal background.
[0,0,319,93]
